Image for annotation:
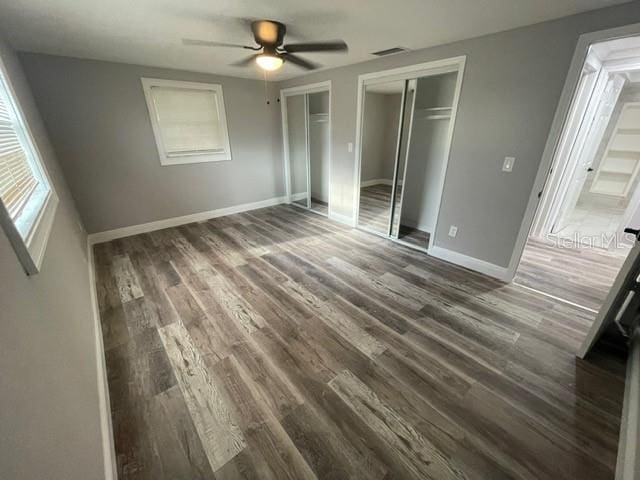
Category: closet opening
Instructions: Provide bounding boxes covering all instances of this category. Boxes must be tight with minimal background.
[354,58,465,253]
[281,82,331,217]
[515,34,640,312]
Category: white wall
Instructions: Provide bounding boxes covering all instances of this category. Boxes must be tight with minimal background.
[0,39,108,480]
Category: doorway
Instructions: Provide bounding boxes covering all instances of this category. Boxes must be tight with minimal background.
[515,34,640,311]
[354,57,465,252]
[281,82,331,217]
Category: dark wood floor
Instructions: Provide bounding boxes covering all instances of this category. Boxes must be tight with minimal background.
[310,197,328,216]
[515,237,627,311]
[358,184,393,234]
[95,205,625,480]
[398,225,430,250]
[359,184,429,249]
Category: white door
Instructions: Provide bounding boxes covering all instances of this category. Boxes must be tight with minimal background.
[551,68,616,233]
[578,236,640,357]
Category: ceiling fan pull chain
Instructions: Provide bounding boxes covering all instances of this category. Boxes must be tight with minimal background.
[263,69,270,105]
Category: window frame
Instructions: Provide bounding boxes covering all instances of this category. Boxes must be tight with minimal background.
[0,54,59,275]
[141,78,233,166]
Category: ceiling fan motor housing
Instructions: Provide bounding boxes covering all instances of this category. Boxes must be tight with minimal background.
[252,20,287,47]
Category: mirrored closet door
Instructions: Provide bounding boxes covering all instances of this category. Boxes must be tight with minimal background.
[282,85,331,216]
[357,80,405,235]
[357,58,464,252]
[286,93,309,209]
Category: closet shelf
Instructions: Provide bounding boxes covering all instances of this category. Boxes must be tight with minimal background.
[418,114,451,120]
[415,106,452,113]
[599,166,636,175]
[414,107,452,120]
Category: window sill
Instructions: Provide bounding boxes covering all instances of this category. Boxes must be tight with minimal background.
[160,152,232,166]
[25,189,59,273]
[0,188,59,275]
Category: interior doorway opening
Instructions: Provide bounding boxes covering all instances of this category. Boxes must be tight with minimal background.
[516,35,640,311]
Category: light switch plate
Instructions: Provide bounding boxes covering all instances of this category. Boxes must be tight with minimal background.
[448,225,458,237]
[348,142,354,153]
[503,156,515,172]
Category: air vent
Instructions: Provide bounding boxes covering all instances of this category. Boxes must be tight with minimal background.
[371,47,408,56]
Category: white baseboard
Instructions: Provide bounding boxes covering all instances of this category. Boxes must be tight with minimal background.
[329,210,356,226]
[401,217,433,234]
[89,196,287,244]
[429,245,511,282]
[86,239,117,480]
[290,192,307,201]
[616,326,640,480]
[360,178,394,188]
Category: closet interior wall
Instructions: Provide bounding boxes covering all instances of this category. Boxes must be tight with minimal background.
[283,86,331,216]
[308,91,330,215]
[286,94,309,208]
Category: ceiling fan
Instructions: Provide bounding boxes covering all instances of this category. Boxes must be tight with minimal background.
[183,19,348,72]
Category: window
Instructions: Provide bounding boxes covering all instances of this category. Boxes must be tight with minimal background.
[141,78,232,165]
[0,55,58,275]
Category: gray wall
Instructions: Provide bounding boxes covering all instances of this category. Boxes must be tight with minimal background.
[19,53,284,234]
[286,94,308,197]
[361,92,402,182]
[309,91,330,203]
[0,40,106,479]
[278,2,640,268]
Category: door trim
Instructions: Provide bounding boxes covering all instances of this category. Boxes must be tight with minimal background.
[352,55,467,254]
[280,81,332,216]
[507,22,640,282]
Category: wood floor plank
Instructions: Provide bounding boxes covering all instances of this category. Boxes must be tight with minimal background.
[280,279,387,358]
[281,402,388,480]
[158,321,246,471]
[94,204,626,480]
[211,355,317,480]
[329,369,468,480]
[112,254,144,303]
[514,237,626,311]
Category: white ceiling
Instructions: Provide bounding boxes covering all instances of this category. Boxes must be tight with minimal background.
[0,0,630,81]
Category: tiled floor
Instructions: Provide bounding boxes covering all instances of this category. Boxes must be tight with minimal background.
[553,205,631,254]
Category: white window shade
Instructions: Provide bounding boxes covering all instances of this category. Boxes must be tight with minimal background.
[0,55,58,275]
[142,78,232,165]
[0,94,39,220]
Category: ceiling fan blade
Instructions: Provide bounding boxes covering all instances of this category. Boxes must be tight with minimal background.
[251,20,286,46]
[282,53,319,70]
[231,53,260,67]
[283,40,348,53]
[182,38,255,49]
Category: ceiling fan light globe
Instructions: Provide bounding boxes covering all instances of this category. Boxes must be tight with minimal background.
[256,54,283,71]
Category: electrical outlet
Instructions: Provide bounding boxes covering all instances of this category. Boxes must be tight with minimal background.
[347,142,353,153]
[502,156,515,172]
[448,225,458,237]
